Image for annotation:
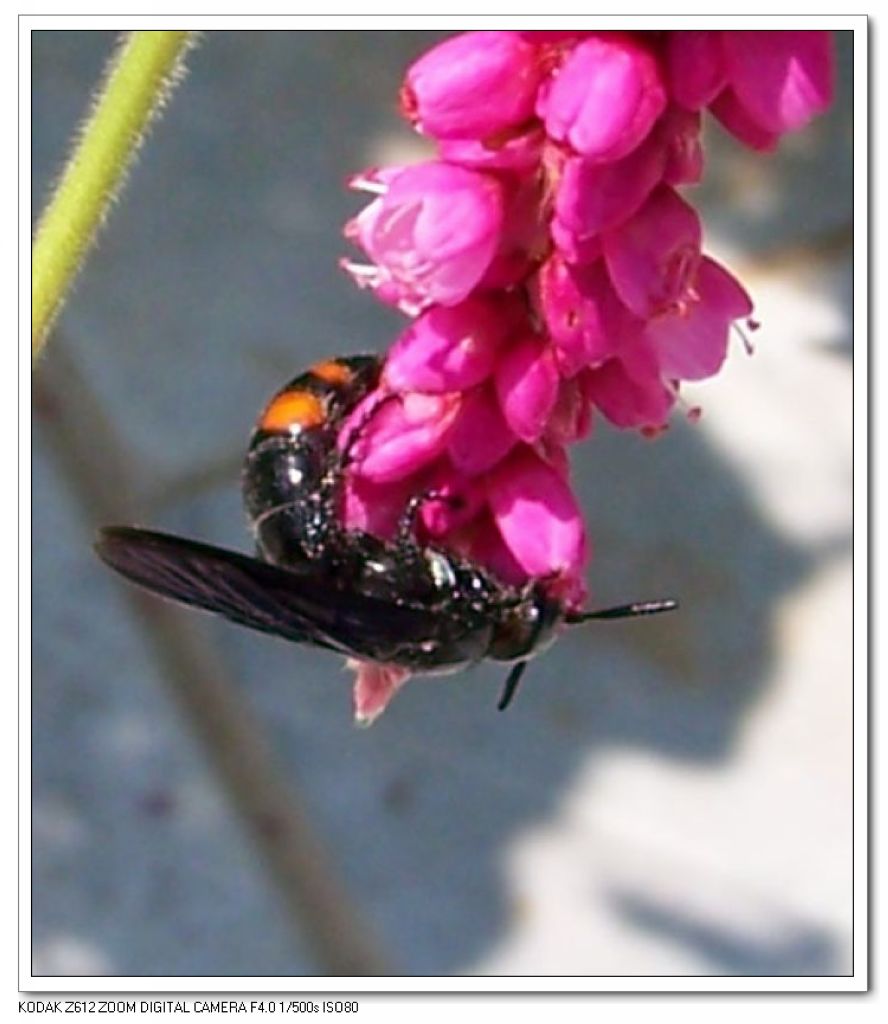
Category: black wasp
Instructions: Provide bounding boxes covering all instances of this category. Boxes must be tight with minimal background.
[96,354,677,713]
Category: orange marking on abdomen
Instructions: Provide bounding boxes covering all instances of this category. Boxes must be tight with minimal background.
[260,389,326,432]
[310,359,353,386]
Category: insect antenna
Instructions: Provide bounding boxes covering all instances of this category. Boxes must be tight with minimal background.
[564,598,678,624]
[497,660,529,712]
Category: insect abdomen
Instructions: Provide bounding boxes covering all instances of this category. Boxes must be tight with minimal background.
[242,355,381,565]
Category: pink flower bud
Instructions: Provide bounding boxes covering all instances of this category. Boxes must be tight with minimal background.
[402,31,544,141]
[602,185,702,318]
[495,335,560,443]
[383,295,519,394]
[345,161,505,312]
[487,446,587,583]
[537,33,667,162]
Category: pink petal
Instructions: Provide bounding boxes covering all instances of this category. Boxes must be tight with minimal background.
[383,295,517,394]
[345,390,462,483]
[350,660,412,726]
[722,31,835,134]
[438,125,545,172]
[342,469,427,539]
[550,218,603,265]
[645,256,753,381]
[582,336,676,429]
[553,130,667,240]
[448,384,518,476]
[402,31,545,141]
[666,31,727,109]
[709,87,780,151]
[537,254,639,376]
[451,510,528,587]
[518,31,595,44]
[486,446,587,581]
[347,165,409,193]
[537,33,667,162]
[418,461,487,538]
[495,335,560,443]
[602,185,702,318]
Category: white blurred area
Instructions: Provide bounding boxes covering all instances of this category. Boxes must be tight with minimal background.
[31,31,853,978]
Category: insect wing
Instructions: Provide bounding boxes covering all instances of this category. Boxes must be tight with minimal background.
[95,526,443,660]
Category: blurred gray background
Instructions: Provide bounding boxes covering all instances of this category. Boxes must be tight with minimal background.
[31,30,854,977]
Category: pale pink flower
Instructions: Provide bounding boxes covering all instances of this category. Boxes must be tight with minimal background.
[343,161,505,313]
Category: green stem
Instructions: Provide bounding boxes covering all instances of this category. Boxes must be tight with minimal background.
[31,30,196,363]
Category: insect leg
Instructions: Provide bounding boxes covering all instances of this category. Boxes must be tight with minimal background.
[395,490,465,546]
[497,660,529,712]
[337,391,401,473]
[317,392,403,542]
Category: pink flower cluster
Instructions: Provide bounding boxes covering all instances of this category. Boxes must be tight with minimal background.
[340,30,834,603]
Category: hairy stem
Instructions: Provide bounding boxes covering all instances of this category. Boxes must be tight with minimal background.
[32,30,196,362]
